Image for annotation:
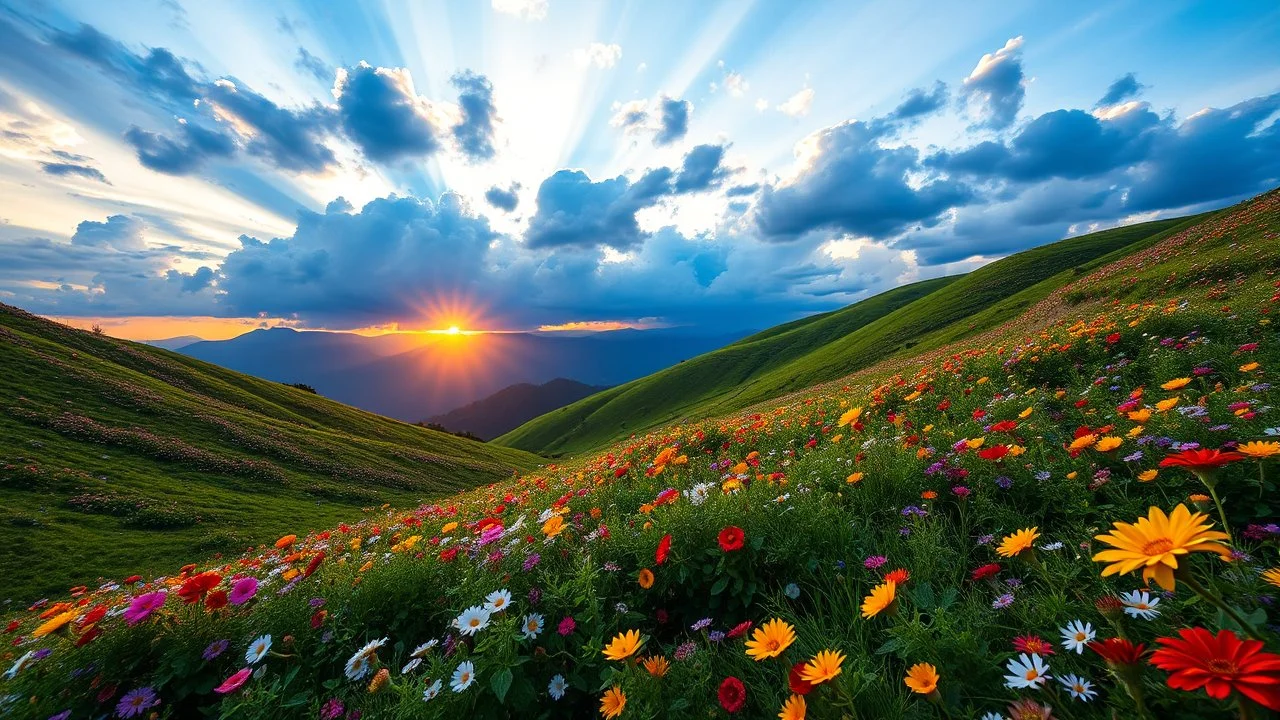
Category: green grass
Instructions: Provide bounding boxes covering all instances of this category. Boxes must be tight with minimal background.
[495,214,1197,456]
[0,305,542,600]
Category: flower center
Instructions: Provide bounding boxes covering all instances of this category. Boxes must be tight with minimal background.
[1074,632,1087,641]
[1208,659,1238,675]
[1141,537,1174,555]
[1025,669,1039,681]
[469,619,480,627]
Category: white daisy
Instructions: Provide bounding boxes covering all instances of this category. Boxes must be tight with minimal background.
[454,605,492,636]
[401,658,422,674]
[1059,673,1096,701]
[548,674,567,700]
[422,678,442,701]
[4,651,34,680]
[1059,620,1095,654]
[1003,652,1050,690]
[344,637,387,681]
[980,714,1004,720]
[451,660,476,692]
[245,634,272,664]
[1119,589,1160,620]
[411,639,439,658]
[522,613,545,640]
[485,588,513,614]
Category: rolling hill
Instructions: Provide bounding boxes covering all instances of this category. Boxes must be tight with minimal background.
[426,378,609,440]
[0,306,542,600]
[494,212,1209,455]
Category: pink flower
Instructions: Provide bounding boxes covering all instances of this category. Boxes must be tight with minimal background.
[557,616,576,636]
[214,668,252,694]
[123,591,167,626]
[228,577,259,606]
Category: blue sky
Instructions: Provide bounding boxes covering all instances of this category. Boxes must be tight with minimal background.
[1,0,1278,337]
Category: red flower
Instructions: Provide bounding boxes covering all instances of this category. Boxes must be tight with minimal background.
[123,575,142,585]
[978,445,1010,461]
[655,534,672,565]
[1105,332,1121,344]
[883,568,910,585]
[1012,634,1055,656]
[970,563,1001,582]
[310,609,328,629]
[727,620,753,639]
[718,676,746,713]
[204,590,228,610]
[78,606,107,628]
[1090,637,1147,666]
[788,661,815,695]
[717,526,745,552]
[5,620,19,634]
[1149,627,1280,710]
[439,547,459,562]
[303,551,326,578]
[1159,448,1245,471]
[989,420,1018,433]
[176,571,222,604]
[75,624,102,647]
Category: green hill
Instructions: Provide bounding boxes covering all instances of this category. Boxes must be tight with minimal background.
[0,305,542,599]
[495,213,1207,455]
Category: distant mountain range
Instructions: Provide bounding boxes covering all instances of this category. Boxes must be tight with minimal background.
[179,328,745,421]
[141,335,205,351]
[427,378,609,440]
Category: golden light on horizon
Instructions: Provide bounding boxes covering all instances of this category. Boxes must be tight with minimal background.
[446,325,461,335]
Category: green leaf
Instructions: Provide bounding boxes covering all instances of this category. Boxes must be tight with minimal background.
[491,667,513,703]
[710,576,730,595]
[875,638,902,655]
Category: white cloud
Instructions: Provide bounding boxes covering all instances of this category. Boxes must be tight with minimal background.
[754,98,769,112]
[491,0,548,21]
[573,43,623,69]
[778,87,814,117]
[964,36,1023,85]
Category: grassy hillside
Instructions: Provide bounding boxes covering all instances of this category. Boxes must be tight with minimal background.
[0,305,541,599]
[496,214,1197,455]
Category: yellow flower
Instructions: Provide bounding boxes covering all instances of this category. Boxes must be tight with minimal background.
[860,580,897,618]
[1068,434,1097,450]
[744,618,796,661]
[779,694,806,720]
[638,568,654,589]
[32,610,78,638]
[837,406,863,427]
[1092,504,1232,591]
[602,629,644,661]
[1128,425,1145,438]
[1138,469,1158,482]
[1019,407,1034,418]
[542,515,565,538]
[846,472,864,484]
[800,649,845,685]
[641,655,669,677]
[967,437,985,449]
[1095,436,1123,452]
[1008,444,1026,456]
[1240,362,1260,372]
[1155,397,1179,412]
[367,667,389,693]
[600,686,626,719]
[1127,408,1152,423]
[904,663,940,694]
[1161,377,1191,390]
[440,522,458,534]
[830,434,843,444]
[996,528,1040,558]
[357,561,373,573]
[1238,441,1280,459]
[1262,568,1280,589]
[1066,471,1078,480]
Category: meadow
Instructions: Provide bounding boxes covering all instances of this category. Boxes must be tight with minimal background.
[1,188,1279,719]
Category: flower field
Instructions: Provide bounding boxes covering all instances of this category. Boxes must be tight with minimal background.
[3,189,1280,719]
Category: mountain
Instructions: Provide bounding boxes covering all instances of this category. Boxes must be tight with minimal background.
[180,328,746,421]
[0,306,541,600]
[495,211,1212,455]
[141,335,205,350]
[427,378,609,440]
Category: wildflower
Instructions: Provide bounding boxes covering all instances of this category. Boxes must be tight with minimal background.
[245,634,272,664]
[602,629,643,661]
[1092,504,1231,591]
[32,610,77,638]
[638,568,654,589]
[401,658,422,674]
[800,649,845,685]
[691,617,713,631]
[600,686,627,718]
[996,528,1039,558]
[123,591,166,626]
[884,568,910,584]
[971,563,1001,581]
[547,674,567,700]
[1090,637,1146,666]
[904,662,940,695]
[115,687,159,718]
[1137,469,1158,482]
[1059,673,1096,701]
[228,577,259,606]
[674,641,697,660]
[1059,621,1095,654]
[422,679,442,701]
[837,406,863,427]
[214,668,252,695]
[485,588,512,613]
[727,620,753,638]
[1148,627,1280,710]
[521,613,544,640]
[709,630,726,643]
[1264,568,1280,588]
[642,655,670,677]
[1013,635,1055,656]
[779,694,806,720]
[863,555,888,569]
[1095,436,1123,452]
[541,515,565,538]
[992,593,1015,609]
[784,583,801,599]
[1160,448,1244,471]
[344,638,386,680]
[1004,653,1051,689]
[745,618,796,661]
[1119,589,1160,619]
[861,580,897,618]
[1006,698,1054,719]
[847,472,864,484]
[450,661,475,692]
[718,526,745,552]
[455,605,492,636]
[203,639,230,661]
[1238,441,1280,458]
[719,676,746,713]
[558,616,576,636]
[656,534,672,564]
[275,534,297,549]
[367,667,390,693]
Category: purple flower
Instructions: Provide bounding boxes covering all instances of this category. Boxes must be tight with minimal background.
[309,597,326,608]
[229,577,259,606]
[995,475,1013,489]
[523,553,541,572]
[320,698,345,720]
[863,555,888,570]
[527,586,542,605]
[116,686,159,718]
[49,712,72,720]
[992,593,1015,610]
[691,618,712,631]
[708,631,726,643]
[674,641,697,661]
[557,616,576,636]
[1122,451,1143,463]
[203,639,230,661]
[123,591,166,626]
[952,486,971,498]
[977,534,995,545]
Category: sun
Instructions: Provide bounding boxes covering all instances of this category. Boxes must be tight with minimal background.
[445,325,461,335]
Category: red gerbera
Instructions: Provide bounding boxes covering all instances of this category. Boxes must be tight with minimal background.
[883,568,910,585]
[727,620,753,639]
[1012,634,1055,656]
[718,676,746,713]
[656,534,672,565]
[175,571,222,604]
[1159,448,1245,471]
[303,551,326,578]
[978,445,1010,461]
[788,661,815,695]
[989,420,1018,433]
[1090,637,1147,666]
[1149,627,1280,710]
[718,526,745,552]
[204,590,228,610]
[970,563,1001,582]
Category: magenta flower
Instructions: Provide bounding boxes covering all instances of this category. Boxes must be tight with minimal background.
[228,577,259,606]
[557,616,576,636]
[214,668,252,695]
[863,555,888,570]
[123,591,167,626]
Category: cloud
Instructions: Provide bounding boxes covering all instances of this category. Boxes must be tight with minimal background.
[203,79,336,172]
[611,95,691,147]
[123,120,237,175]
[491,0,548,21]
[1097,72,1145,107]
[962,36,1025,129]
[674,144,731,193]
[295,47,331,83]
[573,43,622,69]
[523,169,671,250]
[884,81,948,125]
[653,96,690,146]
[39,161,109,183]
[485,183,521,212]
[778,87,815,117]
[71,214,146,250]
[332,62,443,163]
[51,23,199,105]
[451,71,498,162]
[754,120,971,241]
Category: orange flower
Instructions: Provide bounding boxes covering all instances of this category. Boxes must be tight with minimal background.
[638,568,654,589]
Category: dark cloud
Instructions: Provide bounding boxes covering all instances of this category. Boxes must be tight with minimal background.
[725,184,760,197]
[123,121,236,175]
[294,47,331,83]
[333,62,442,163]
[451,71,498,162]
[1097,72,1145,107]
[40,161,109,183]
[754,120,971,241]
[885,81,948,124]
[51,24,199,105]
[524,169,669,250]
[204,80,335,172]
[961,37,1024,129]
[485,183,520,212]
[653,96,690,146]
[674,144,731,193]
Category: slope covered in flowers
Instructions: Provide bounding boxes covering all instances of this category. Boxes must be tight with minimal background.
[3,188,1280,719]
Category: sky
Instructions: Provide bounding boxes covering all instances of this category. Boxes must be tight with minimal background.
[1,0,1278,339]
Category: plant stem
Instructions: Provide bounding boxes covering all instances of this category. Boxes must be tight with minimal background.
[1204,482,1232,539]
[1181,574,1266,642]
